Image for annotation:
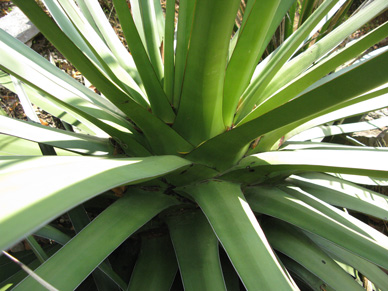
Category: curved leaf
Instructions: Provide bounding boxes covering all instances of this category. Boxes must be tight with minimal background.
[307,232,388,291]
[166,209,225,291]
[288,172,388,221]
[263,219,364,290]
[0,116,113,156]
[173,0,241,145]
[127,234,177,291]
[183,180,296,290]
[13,189,179,290]
[0,155,191,251]
[245,186,388,270]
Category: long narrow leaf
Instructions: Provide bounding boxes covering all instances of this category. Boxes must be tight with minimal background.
[307,232,388,291]
[183,180,296,290]
[288,172,388,220]
[245,186,388,269]
[223,0,282,126]
[127,234,177,291]
[235,0,341,122]
[13,189,179,290]
[173,0,241,145]
[263,219,364,290]
[0,155,191,251]
[166,209,226,290]
[186,46,388,170]
[112,0,175,123]
[0,116,113,156]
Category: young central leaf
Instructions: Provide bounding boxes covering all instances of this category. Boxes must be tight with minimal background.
[173,0,241,145]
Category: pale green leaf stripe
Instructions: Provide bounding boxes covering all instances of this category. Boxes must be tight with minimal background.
[263,219,364,290]
[0,116,113,156]
[166,209,226,291]
[173,0,241,145]
[11,0,142,120]
[42,0,108,79]
[289,116,388,141]
[307,232,388,291]
[256,47,388,151]
[0,45,149,155]
[13,190,179,290]
[127,235,177,291]
[0,155,191,251]
[223,0,281,126]
[235,148,388,177]
[245,186,388,269]
[288,172,388,221]
[184,180,296,290]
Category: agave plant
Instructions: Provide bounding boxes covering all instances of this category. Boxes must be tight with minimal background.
[1,0,388,290]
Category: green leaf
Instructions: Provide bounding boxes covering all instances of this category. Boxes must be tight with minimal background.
[172,0,196,109]
[223,0,282,126]
[139,0,164,81]
[67,205,121,291]
[289,116,388,141]
[34,226,71,246]
[0,72,106,136]
[288,172,388,221]
[13,189,179,290]
[80,0,144,90]
[283,84,388,143]
[0,116,113,156]
[127,234,177,291]
[232,147,388,179]
[307,232,388,291]
[0,155,191,251]
[186,45,388,171]
[255,0,388,114]
[50,0,147,106]
[245,186,388,270]
[263,219,364,290]
[328,173,388,186]
[112,0,175,123]
[235,0,341,122]
[244,19,388,124]
[278,254,336,291]
[163,0,176,102]
[173,0,241,145]
[182,180,296,290]
[166,209,225,291]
